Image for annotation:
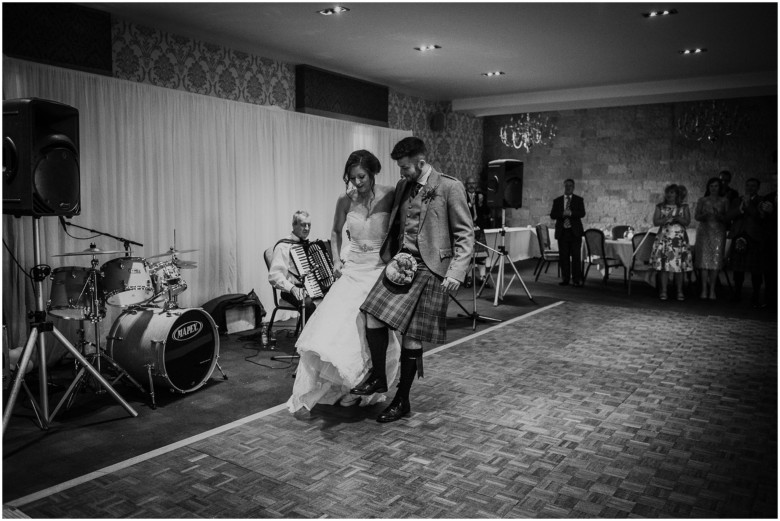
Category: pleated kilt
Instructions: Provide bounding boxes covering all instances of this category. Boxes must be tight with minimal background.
[360,259,448,343]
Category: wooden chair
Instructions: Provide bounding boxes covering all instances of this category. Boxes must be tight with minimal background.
[583,228,627,285]
[533,224,560,281]
[628,231,656,295]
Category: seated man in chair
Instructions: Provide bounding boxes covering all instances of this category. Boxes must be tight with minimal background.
[268,210,321,321]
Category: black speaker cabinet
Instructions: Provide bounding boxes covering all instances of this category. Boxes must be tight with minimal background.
[486,159,523,209]
[3,98,80,217]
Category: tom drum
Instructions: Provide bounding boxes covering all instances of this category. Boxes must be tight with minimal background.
[101,257,154,307]
[107,307,219,394]
[48,266,104,321]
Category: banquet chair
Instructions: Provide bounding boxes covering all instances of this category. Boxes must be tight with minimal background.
[263,246,304,341]
[611,225,630,240]
[628,231,656,295]
[583,228,627,285]
[533,224,560,281]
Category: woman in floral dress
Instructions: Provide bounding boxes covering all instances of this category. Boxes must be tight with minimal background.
[650,184,692,300]
[693,177,728,300]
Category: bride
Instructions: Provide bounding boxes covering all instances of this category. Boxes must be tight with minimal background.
[286,150,400,412]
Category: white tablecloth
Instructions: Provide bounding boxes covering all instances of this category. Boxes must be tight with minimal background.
[482,226,542,267]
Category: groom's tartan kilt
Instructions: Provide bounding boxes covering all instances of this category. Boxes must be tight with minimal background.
[361,261,448,344]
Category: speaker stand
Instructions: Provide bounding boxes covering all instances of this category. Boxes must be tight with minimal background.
[480,210,536,306]
[3,218,138,436]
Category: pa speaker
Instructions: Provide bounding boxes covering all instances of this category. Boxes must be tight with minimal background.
[3,98,80,217]
[486,159,523,209]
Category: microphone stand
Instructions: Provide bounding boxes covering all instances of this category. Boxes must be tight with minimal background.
[450,246,502,330]
[60,217,143,254]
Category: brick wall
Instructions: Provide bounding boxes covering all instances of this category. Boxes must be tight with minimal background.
[482,97,777,231]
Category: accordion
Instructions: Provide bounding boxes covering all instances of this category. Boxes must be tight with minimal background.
[290,240,336,299]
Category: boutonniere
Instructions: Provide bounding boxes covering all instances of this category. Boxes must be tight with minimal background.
[421,185,438,204]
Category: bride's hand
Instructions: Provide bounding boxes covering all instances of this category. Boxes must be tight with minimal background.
[333,260,344,279]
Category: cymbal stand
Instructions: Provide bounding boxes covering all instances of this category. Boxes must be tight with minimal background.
[54,259,147,417]
[479,209,535,306]
[4,218,138,436]
[450,248,502,330]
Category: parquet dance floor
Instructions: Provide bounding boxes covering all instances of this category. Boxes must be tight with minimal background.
[7,301,777,518]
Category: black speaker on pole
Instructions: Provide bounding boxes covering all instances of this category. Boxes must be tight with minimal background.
[3,98,80,217]
[486,159,523,209]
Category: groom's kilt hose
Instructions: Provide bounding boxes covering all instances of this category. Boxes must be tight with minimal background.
[361,259,448,343]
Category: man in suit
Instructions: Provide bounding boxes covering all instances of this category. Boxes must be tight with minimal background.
[550,179,586,286]
[351,137,474,423]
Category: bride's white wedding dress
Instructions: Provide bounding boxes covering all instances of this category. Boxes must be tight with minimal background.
[286,203,400,412]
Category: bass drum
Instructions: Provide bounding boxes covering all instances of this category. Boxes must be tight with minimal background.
[107,307,219,394]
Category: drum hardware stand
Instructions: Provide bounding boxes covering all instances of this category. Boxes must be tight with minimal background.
[4,218,138,436]
[479,209,536,306]
[449,249,502,330]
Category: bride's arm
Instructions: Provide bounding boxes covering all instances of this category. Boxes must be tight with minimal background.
[331,193,350,277]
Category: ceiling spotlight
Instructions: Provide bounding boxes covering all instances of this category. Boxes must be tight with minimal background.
[317,6,350,15]
[679,48,708,55]
[642,8,678,17]
[482,71,505,77]
[414,45,441,52]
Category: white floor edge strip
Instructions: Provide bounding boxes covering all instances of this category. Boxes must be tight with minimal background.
[8,300,565,508]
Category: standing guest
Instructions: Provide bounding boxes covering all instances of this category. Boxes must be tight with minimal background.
[650,184,693,300]
[550,179,586,287]
[351,137,474,423]
[729,178,767,307]
[693,177,729,300]
[287,150,400,413]
[268,210,321,320]
[719,170,740,208]
[464,175,491,288]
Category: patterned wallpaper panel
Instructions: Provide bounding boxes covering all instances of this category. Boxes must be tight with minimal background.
[112,19,295,109]
[111,18,483,181]
[388,92,483,182]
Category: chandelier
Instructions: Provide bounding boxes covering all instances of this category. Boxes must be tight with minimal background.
[499,113,557,152]
[676,100,746,143]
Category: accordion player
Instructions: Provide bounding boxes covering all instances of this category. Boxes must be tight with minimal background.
[290,240,336,299]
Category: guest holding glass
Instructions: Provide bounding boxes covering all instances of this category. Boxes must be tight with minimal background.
[693,177,728,300]
[650,184,692,300]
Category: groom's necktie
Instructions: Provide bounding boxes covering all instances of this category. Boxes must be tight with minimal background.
[411,183,422,198]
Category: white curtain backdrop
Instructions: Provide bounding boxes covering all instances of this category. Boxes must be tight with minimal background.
[2,57,411,354]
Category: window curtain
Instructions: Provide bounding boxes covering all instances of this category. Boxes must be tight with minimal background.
[2,57,411,354]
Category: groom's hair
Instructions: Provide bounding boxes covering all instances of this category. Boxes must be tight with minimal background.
[391,137,427,160]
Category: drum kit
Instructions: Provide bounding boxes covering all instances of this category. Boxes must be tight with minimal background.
[47,244,225,410]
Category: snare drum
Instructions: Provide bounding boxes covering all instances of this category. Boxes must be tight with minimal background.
[48,266,105,321]
[107,307,219,394]
[101,257,154,307]
[148,260,187,300]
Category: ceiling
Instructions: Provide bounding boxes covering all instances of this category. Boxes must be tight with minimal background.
[86,2,778,116]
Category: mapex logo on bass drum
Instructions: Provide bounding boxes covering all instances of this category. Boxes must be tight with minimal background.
[173,321,203,341]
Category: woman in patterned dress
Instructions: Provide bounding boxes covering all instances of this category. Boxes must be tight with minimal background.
[693,177,728,300]
[650,184,692,300]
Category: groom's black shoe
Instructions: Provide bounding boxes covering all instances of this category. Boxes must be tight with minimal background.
[376,396,410,423]
[350,371,388,395]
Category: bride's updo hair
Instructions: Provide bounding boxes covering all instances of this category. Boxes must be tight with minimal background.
[343,149,381,195]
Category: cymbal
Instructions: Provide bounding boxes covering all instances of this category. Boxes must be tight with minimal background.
[53,246,127,257]
[146,248,198,259]
[174,260,198,269]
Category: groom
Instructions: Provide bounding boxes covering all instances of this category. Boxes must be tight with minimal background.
[351,137,474,423]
